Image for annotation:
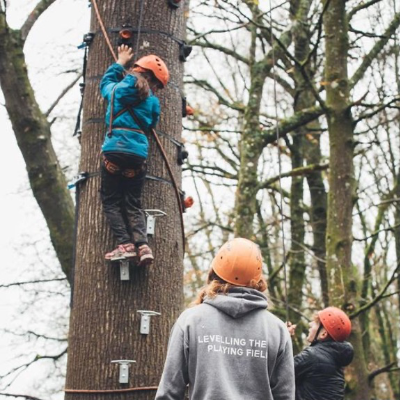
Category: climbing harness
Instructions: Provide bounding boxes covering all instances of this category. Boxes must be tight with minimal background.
[269,0,289,322]
[103,156,143,178]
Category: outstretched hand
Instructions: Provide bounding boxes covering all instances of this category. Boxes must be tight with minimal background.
[117,45,134,67]
[286,321,297,336]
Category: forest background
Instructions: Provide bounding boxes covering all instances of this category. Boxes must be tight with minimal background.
[0,0,399,399]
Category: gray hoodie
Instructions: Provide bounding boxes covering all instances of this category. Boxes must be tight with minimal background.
[156,288,295,400]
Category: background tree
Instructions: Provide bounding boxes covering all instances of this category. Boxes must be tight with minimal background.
[184,1,400,398]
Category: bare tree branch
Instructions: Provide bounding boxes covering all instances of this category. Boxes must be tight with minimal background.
[350,263,400,319]
[261,105,325,146]
[258,162,329,189]
[20,0,57,42]
[0,349,67,381]
[350,12,400,89]
[186,78,245,111]
[347,0,384,21]
[0,278,66,289]
[190,32,250,65]
[368,362,397,382]
[0,393,45,400]
[354,96,400,124]
[45,73,82,117]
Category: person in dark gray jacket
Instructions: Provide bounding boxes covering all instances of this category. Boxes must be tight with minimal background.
[288,307,354,400]
[155,238,295,400]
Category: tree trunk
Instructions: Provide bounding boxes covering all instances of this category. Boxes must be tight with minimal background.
[323,1,370,399]
[287,1,309,351]
[0,4,75,283]
[65,1,185,399]
[233,3,292,239]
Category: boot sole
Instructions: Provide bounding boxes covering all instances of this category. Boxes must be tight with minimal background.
[138,254,154,267]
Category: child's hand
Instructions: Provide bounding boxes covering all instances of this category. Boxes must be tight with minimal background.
[117,45,134,67]
[286,321,297,336]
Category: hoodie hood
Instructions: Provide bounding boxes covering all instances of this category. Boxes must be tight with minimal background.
[203,287,268,318]
[312,340,354,367]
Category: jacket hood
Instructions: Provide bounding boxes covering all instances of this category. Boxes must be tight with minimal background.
[203,287,268,319]
[313,340,354,367]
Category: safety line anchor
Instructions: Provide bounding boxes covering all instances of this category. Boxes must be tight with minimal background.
[137,310,161,335]
[67,172,89,189]
[111,359,136,384]
[145,210,167,236]
[77,32,95,49]
[168,0,182,9]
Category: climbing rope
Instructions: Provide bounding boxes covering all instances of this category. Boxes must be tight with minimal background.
[269,0,289,322]
[91,0,186,250]
[150,127,186,247]
[65,386,157,394]
[91,0,117,62]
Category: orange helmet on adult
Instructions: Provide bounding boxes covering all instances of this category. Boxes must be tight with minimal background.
[211,238,263,287]
[134,55,170,88]
[318,307,352,342]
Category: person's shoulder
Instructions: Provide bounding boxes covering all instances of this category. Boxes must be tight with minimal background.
[264,309,288,329]
[106,63,125,73]
[122,72,138,83]
[320,340,354,366]
[176,304,213,325]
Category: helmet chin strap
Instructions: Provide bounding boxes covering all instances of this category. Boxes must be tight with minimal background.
[311,323,324,345]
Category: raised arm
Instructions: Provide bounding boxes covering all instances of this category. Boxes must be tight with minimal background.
[100,45,134,101]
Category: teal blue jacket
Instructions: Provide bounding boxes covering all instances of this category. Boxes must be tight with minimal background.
[100,63,161,159]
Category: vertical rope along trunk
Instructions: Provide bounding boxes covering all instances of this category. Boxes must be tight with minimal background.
[65,1,185,399]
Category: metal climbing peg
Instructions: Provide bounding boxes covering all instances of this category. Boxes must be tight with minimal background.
[111,359,136,384]
[145,209,167,236]
[137,310,161,335]
[119,259,130,281]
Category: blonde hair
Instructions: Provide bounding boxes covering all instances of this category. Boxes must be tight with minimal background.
[191,269,267,306]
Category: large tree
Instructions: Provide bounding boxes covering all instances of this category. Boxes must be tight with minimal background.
[64,1,186,399]
[0,0,75,284]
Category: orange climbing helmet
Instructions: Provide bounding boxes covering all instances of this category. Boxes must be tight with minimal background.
[211,238,263,287]
[318,307,352,342]
[134,55,170,88]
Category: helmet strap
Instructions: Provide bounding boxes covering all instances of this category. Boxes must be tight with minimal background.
[311,323,324,345]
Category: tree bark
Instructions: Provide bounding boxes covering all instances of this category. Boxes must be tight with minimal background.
[234,4,292,238]
[64,1,185,399]
[323,1,370,399]
[0,4,75,283]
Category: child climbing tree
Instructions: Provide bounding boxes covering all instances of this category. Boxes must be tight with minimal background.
[100,44,169,265]
[64,1,186,399]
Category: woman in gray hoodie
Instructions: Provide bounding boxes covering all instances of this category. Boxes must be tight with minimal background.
[155,238,295,400]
